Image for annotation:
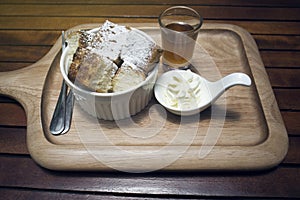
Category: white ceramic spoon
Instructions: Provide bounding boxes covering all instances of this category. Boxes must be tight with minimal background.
[154,70,251,116]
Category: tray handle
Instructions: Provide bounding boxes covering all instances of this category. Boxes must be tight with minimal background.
[0,38,62,114]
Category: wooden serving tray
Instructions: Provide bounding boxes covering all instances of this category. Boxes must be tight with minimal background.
[0,23,288,172]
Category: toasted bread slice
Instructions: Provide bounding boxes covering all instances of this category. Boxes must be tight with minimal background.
[67,20,161,93]
[112,62,145,92]
[73,53,118,93]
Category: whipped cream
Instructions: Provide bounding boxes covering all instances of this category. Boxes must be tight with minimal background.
[165,70,201,110]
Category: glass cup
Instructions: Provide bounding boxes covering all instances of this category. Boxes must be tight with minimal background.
[158,6,203,70]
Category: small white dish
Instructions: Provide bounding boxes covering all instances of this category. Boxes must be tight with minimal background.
[154,70,251,116]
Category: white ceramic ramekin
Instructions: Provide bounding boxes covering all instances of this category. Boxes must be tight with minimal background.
[60,29,159,120]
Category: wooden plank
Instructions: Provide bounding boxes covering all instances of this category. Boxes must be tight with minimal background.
[0,46,51,62]
[0,62,33,72]
[0,127,28,154]
[1,5,300,21]
[2,31,300,51]
[281,112,300,136]
[1,18,300,35]
[261,51,300,68]
[254,35,300,51]
[274,89,300,110]
[0,103,26,126]
[266,68,300,88]
[0,155,299,198]
[284,137,300,164]
[6,32,300,51]
[1,0,300,7]
[0,30,60,46]
[0,17,156,30]
[0,32,299,60]
[0,188,157,200]
[210,21,300,35]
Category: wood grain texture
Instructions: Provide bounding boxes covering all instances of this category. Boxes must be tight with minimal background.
[255,35,300,50]
[0,0,299,199]
[281,112,300,135]
[0,103,26,126]
[266,68,300,88]
[1,31,300,50]
[0,46,51,62]
[0,155,300,198]
[1,17,300,35]
[0,127,28,154]
[0,188,156,200]
[2,0,300,6]
[1,5,300,21]
[261,51,300,68]
[284,137,300,164]
[0,126,297,164]
[0,23,288,171]
[274,89,300,110]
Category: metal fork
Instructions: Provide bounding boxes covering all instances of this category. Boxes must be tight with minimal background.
[61,90,74,134]
[49,31,74,135]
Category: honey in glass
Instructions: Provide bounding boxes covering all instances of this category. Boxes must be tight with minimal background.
[162,23,195,67]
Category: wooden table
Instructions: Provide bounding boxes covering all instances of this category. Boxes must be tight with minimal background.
[1,0,300,199]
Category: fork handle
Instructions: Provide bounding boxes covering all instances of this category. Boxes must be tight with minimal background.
[61,90,75,134]
[49,80,67,135]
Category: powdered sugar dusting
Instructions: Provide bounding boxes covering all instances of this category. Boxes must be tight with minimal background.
[82,20,157,72]
[68,20,161,93]
[121,30,156,70]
